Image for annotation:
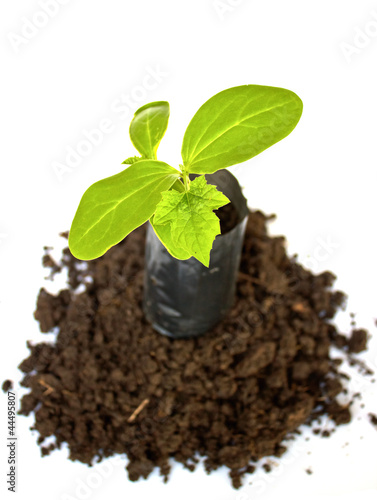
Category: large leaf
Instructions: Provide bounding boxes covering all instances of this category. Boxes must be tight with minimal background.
[153,176,229,266]
[130,101,170,159]
[69,160,180,260]
[181,85,303,174]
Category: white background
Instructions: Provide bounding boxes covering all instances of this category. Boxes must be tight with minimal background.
[1,1,377,499]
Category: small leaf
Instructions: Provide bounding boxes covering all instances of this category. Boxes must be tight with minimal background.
[181,85,303,174]
[153,176,229,266]
[130,101,170,159]
[69,160,180,260]
[122,156,143,165]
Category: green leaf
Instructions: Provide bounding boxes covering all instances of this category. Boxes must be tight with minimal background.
[68,160,180,260]
[130,101,170,160]
[170,179,185,192]
[122,156,143,165]
[153,175,229,266]
[181,85,303,174]
[150,215,192,260]
[149,180,189,261]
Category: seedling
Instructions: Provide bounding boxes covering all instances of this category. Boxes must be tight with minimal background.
[69,85,303,266]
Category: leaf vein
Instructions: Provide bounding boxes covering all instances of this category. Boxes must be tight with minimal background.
[190,100,292,162]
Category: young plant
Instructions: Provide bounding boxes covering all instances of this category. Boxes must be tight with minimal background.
[68,85,303,266]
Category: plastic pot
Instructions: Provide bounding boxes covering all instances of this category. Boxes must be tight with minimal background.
[143,169,249,339]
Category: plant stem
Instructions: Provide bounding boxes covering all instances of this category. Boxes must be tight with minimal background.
[180,165,190,191]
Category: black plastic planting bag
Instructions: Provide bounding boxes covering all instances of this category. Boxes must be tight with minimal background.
[143,169,249,338]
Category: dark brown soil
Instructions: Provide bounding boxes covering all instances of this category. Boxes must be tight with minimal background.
[369,413,377,427]
[2,380,13,392]
[16,210,373,489]
[347,329,368,353]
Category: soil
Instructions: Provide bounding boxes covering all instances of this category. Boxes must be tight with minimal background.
[15,210,373,489]
[2,380,13,392]
[369,413,377,427]
[347,329,368,353]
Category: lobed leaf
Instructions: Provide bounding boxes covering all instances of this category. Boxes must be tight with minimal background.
[153,176,229,266]
[150,215,191,260]
[122,156,143,165]
[69,160,180,260]
[181,85,303,174]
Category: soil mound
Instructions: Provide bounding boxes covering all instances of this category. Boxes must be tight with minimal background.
[17,211,371,488]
